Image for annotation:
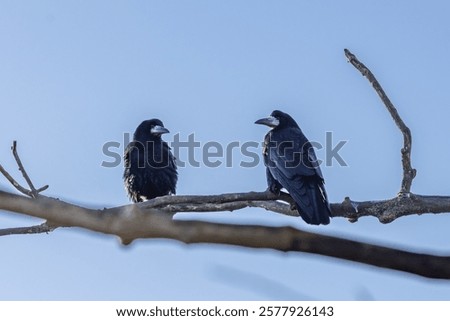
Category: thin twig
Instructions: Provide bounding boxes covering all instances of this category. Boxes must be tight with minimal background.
[36,185,49,193]
[12,141,38,197]
[0,163,33,196]
[0,141,49,198]
[0,222,56,236]
[344,49,416,194]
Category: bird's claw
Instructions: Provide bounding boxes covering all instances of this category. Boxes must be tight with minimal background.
[268,184,281,196]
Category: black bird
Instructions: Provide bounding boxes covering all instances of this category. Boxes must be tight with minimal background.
[255,110,331,225]
[123,119,177,202]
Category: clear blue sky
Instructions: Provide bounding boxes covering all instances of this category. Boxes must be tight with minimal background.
[1,0,450,300]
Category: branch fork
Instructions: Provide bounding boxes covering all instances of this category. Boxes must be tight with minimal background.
[0,141,48,198]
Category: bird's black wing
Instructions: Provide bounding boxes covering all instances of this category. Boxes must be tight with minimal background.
[262,133,283,194]
[123,141,145,202]
[141,140,178,197]
[266,127,321,178]
[265,128,330,224]
[163,141,178,195]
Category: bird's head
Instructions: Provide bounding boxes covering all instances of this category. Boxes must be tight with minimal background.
[255,110,299,129]
[134,118,170,140]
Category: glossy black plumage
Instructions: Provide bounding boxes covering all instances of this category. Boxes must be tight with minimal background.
[123,119,177,202]
[255,110,331,225]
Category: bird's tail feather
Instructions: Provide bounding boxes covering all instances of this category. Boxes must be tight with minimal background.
[289,177,331,225]
[306,181,331,225]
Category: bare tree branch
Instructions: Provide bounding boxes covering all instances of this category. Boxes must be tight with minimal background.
[140,192,450,223]
[2,188,450,231]
[0,190,449,279]
[143,190,292,207]
[0,222,56,236]
[344,49,416,194]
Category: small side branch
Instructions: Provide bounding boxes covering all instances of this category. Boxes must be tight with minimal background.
[0,163,33,196]
[344,49,416,194]
[0,222,56,236]
[0,141,48,198]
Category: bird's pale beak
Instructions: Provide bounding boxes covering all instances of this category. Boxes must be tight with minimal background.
[255,116,279,128]
[151,125,170,135]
